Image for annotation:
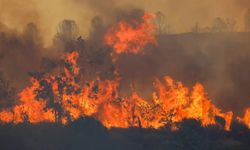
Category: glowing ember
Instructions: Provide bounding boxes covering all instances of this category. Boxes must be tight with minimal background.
[104,12,157,56]
[0,51,239,131]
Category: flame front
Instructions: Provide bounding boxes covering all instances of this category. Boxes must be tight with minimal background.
[0,12,249,131]
[0,52,239,131]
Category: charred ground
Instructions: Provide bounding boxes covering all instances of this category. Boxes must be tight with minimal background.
[0,117,250,150]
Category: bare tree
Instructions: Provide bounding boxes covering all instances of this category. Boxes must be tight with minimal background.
[57,20,78,40]
[53,20,79,52]
[0,72,16,109]
[155,11,170,34]
[23,23,42,47]
[191,22,201,33]
[89,16,105,43]
[211,17,227,32]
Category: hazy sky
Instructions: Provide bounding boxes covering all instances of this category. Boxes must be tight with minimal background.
[0,0,249,45]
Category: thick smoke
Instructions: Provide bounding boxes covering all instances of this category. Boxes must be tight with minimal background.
[116,33,250,116]
[0,0,249,43]
[0,23,44,90]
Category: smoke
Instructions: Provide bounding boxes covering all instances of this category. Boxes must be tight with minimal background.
[115,33,250,115]
[0,22,45,90]
[0,0,249,45]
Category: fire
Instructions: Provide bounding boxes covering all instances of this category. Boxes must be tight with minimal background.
[0,78,56,124]
[237,108,250,128]
[0,51,237,131]
[104,12,157,57]
[0,12,248,131]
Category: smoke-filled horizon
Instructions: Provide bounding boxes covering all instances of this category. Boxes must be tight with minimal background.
[0,0,249,45]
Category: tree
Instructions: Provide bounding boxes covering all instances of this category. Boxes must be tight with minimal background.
[155,11,170,34]
[211,17,227,32]
[57,20,78,40]
[245,9,250,32]
[191,22,201,33]
[89,16,105,43]
[0,72,16,108]
[23,23,41,47]
[53,20,79,52]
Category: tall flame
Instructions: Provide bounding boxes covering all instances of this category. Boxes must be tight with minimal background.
[0,51,239,131]
[104,13,157,56]
[0,12,249,131]
[0,77,56,124]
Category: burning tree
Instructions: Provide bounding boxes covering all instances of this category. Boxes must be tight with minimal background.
[0,50,234,130]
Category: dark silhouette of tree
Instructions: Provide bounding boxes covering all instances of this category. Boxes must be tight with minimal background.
[23,23,41,47]
[0,72,16,108]
[30,51,82,122]
[89,16,105,43]
[155,11,170,34]
[191,22,201,33]
[211,17,227,32]
[53,20,79,52]
[84,16,114,80]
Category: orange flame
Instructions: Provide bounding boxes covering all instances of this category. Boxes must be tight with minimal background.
[104,12,157,56]
[0,78,56,124]
[0,13,246,130]
[237,108,250,128]
[0,51,239,131]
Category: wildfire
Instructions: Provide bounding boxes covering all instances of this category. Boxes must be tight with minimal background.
[104,12,157,58]
[0,12,249,131]
[0,51,245,131]
[0,77,56,124]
